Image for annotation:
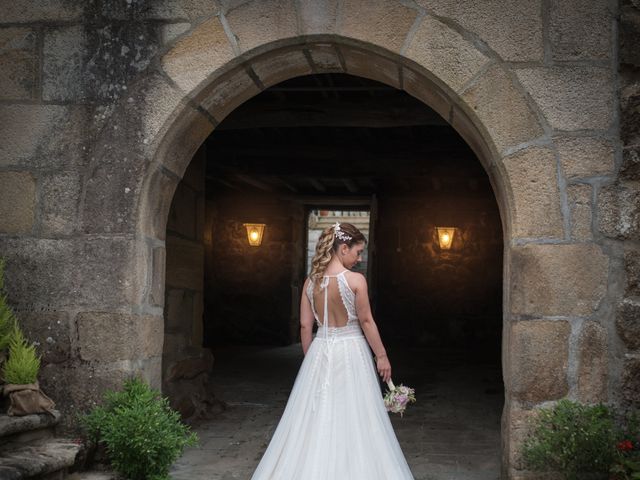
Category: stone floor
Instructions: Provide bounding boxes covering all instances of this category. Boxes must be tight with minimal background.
[171,343,503,480]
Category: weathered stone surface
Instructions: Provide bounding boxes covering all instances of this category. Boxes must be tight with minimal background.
[507,407,543,471]
[549,0,613,60]
[597,180,640,240]
[0,410,61,438]
[139,166,181,240]
[165,351,213,381]
[0,438,81,478]
[307,44,343,72]
[415,0,544,62]
[192,291,204,346]
[621,356,640,409]
[159,22,191,45]
[556,136,615,179]
[0,104,88,169]
[150,246,166,307]
[37,171,81,236]
[43,25,87,102]
[77,312,163,362]
[251,48,312,89]
[142,0,219,20]
[0,0,83,22]
[617,299,640,350]
[621,80,640,146]
[0,28,37,100]
[298,0,338,34]
[620,3,640,66]
[516,66,614,131]
[165,235,204,291]
[462,64,543,153]
[576,321,608,402]
[502,147,563,239]
[167,182,198,239]
[0,237,140,310]
[136,72,187,144]
[0,171,35,234]
[403,67,452,121]
[509,320,570,403]
[341,46,400,89]
[16,311,73,365]
[161,16,235,92]
[338,0,418,53]
[225,0,298,53]
[405,16,489,93]
[624,246,640,297]
[567,183,593,241]
[621,147,640,181]
[511,244,609,316]
[165,288,195,334]
[198,68,260,122]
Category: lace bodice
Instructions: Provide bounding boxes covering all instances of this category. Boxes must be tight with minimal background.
[306,270,358,327]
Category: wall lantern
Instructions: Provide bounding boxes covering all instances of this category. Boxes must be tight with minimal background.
[436,227,457,250]
[243,223,265,247]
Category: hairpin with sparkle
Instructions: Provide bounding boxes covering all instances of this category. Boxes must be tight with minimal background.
[333,222,352,241]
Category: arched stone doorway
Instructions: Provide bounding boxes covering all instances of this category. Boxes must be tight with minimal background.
[77,5,614,477]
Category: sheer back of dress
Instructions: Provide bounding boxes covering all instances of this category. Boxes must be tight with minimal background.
[306,270,358,328]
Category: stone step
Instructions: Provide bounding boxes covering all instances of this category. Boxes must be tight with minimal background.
[66,471,117,480]
[0,438,81,480]
[0,411,61,446]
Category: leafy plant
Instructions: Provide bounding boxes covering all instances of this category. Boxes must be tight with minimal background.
[522,399,617,480]
[0,257,18,353]
[611,411,640,480]
[82,377,198,480]
[2,326,40,385]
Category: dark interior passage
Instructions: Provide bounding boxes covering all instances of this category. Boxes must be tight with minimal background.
[199,74,502,360]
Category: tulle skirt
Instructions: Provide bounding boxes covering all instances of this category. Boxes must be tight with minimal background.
[250,324,415,480]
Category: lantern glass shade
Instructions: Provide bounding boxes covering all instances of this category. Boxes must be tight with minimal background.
[436,227,456,250]
[243,223,265,246]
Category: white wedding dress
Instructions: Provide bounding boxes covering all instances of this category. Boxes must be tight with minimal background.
[250,269,415,479]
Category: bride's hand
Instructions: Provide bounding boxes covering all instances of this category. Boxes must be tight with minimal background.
[375,355,391,383]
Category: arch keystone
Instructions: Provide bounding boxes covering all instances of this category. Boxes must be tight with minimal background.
[338,0,419,53]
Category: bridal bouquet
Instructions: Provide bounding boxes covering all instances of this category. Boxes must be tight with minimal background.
[383,379,416,417]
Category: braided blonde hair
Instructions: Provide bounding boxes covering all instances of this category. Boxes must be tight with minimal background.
[309,222,366,287]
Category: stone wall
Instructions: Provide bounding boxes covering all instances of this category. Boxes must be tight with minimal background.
[375,189,502,354]
[617,0,640,412]
[162,146,221,419]
[203,191,303,347]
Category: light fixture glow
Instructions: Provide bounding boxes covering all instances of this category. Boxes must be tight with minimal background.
[436,227,456,250]
[243,223,265,247]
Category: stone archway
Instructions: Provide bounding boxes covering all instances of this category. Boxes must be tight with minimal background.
[75,3,615,477]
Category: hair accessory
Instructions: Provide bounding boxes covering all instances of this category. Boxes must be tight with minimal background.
[333,222,352,242]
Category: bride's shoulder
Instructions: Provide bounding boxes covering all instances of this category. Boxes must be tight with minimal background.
[344,271,366,291]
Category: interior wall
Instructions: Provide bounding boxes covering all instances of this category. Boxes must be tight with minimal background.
[203,192,303,347]
[375,189,502,355]
[163,146,218,418]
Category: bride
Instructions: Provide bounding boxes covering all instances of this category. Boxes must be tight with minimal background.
[250,221,415,479]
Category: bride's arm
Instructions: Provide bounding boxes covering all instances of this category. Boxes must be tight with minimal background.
[299,277,315,355]
[351,273,391,382]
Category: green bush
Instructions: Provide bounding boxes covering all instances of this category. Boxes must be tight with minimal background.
[82,377,198,480]
[2,326,40,384]
[523,399,617,480]
[0,257,18,353]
